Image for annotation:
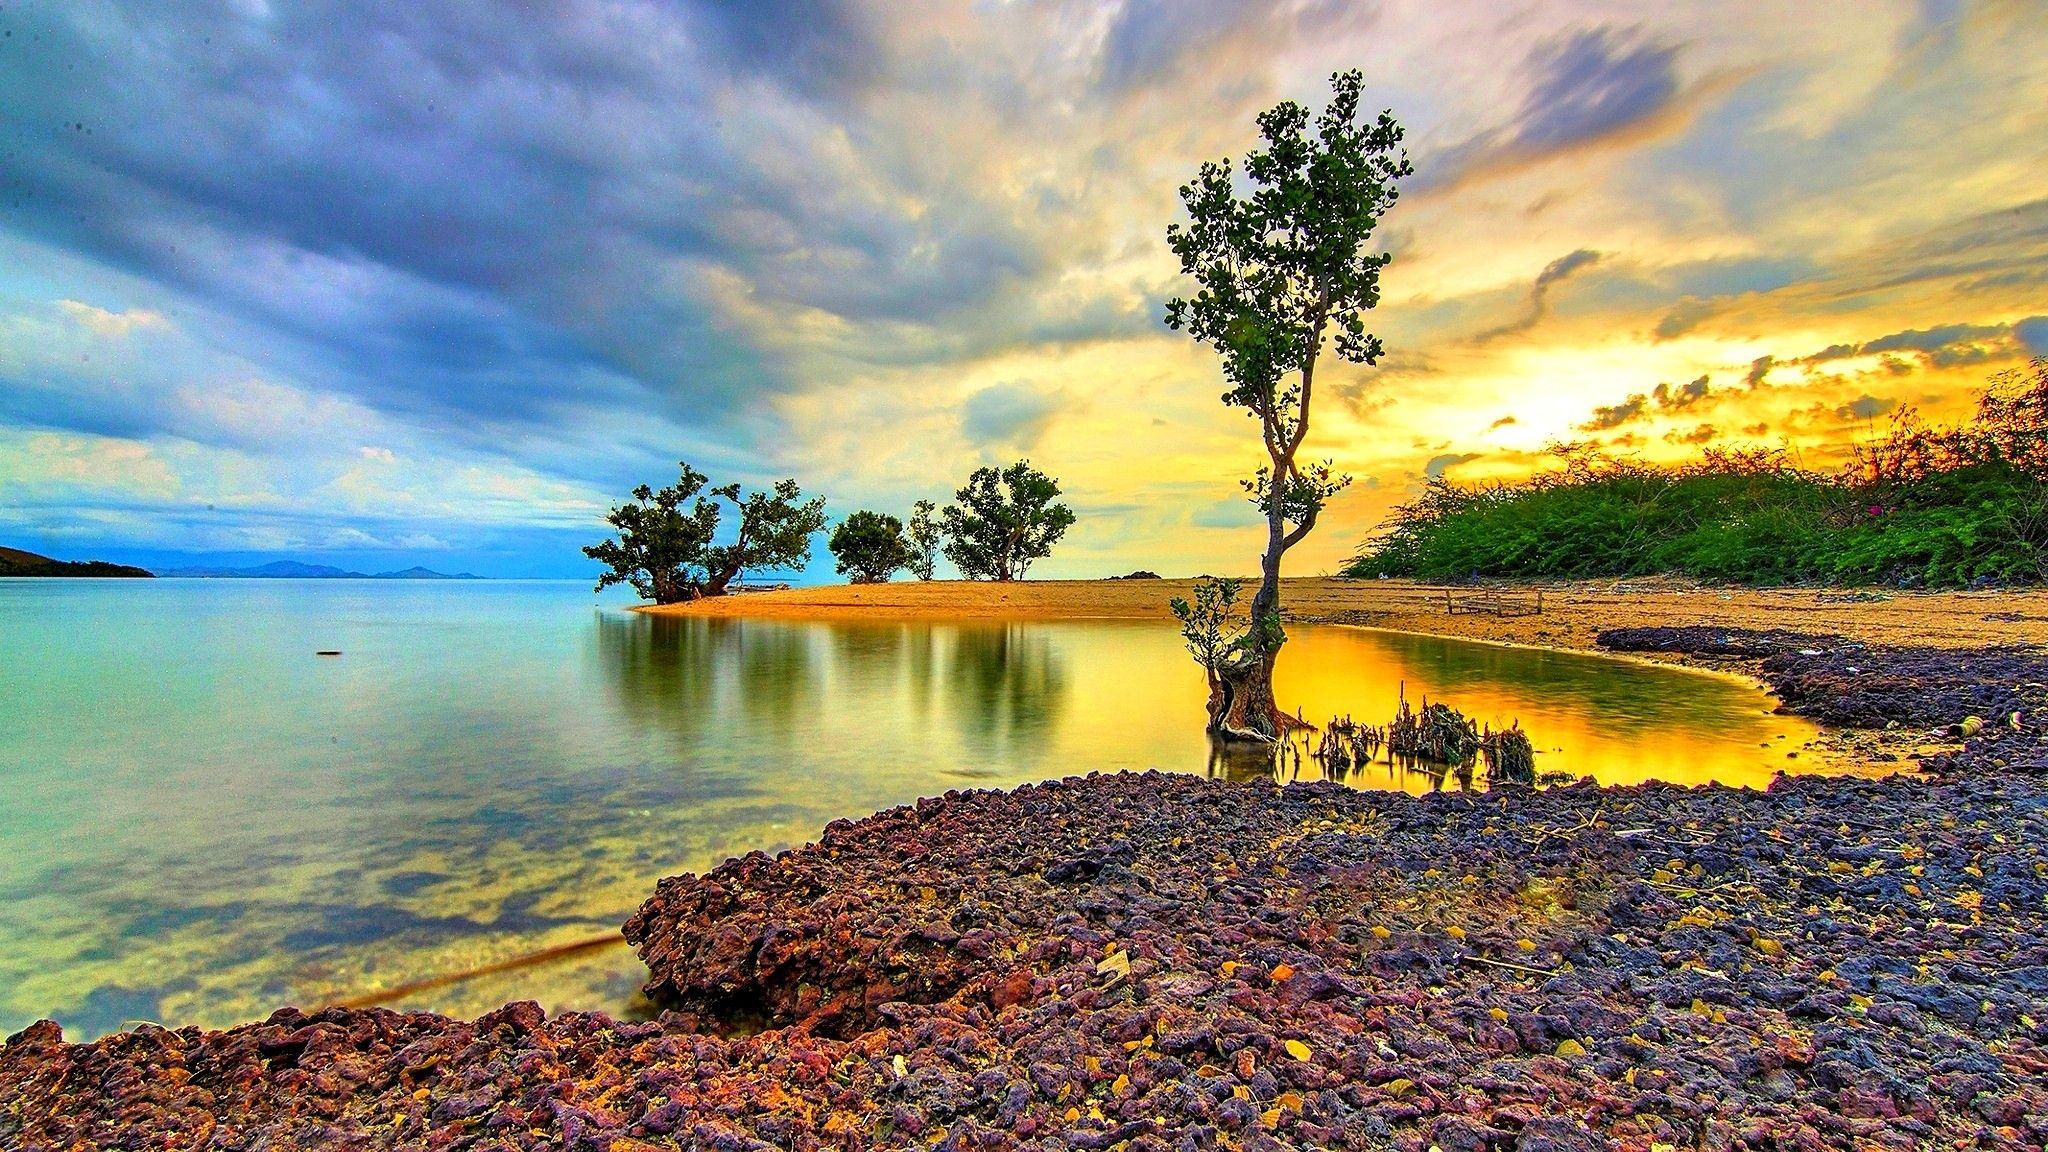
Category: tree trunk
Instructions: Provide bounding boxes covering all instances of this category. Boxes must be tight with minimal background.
[704,561,741,597]
[1209,456,1302,743]
[1202,652,1281,741]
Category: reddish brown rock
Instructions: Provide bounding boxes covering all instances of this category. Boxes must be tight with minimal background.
[8,765,2048,1147]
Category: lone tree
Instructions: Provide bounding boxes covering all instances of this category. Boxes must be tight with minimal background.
[942,460,1076,581]
[1165,70,1410,741]
[905,499,942,581]
[584,463,826,603]
[829,510,912,583]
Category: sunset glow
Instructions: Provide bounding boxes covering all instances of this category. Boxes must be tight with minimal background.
[3,1,2044,577]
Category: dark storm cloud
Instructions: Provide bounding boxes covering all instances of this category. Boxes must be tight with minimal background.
[1420,28,1689,195]
[1471,249,1602,343]
[0,0,1029,443]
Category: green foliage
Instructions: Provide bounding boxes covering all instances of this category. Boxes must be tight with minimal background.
[1170,577,1288,678]
[828,510,911,584]
[584,463,825,603]
[905,499,941,581]
[704,478,828,590]
[1165,70,1409,584]
[941,460,1077,581]
[1348,360,2048,589]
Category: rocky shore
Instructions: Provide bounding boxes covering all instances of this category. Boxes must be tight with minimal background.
[5,629,2046,1149]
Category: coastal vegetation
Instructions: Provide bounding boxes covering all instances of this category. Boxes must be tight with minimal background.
[904,500,941,581]
[828,510,913,583]
[1349,358,2048,589]
[1164,70,1410,741]
[584,462,826,603]
[0,545,152,579]
[938,460,1076,581]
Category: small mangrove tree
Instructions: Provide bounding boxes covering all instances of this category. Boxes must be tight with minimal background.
[1164,69,1411,740]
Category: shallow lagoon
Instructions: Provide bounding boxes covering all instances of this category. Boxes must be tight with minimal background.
[0,578,1833,1039]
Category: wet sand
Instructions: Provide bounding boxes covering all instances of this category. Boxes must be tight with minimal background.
[640,576,2048,653]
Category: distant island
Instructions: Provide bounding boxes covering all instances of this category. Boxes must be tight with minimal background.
[159,561,482,579]
[0,546,154,579]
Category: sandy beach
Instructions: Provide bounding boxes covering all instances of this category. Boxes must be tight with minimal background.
[640,576,2048,653]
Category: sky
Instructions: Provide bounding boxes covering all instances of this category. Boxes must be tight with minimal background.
[1,0,2045,580]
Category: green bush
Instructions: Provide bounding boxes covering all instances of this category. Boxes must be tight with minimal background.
[1348,360,2048,589]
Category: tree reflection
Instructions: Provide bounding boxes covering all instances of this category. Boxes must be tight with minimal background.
[942,624,1066,754]
[592,614,826,750]
[592,612,722,726]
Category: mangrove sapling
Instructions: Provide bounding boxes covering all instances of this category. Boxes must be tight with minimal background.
[1311,714,1385,772]
[1163,69,1410,740]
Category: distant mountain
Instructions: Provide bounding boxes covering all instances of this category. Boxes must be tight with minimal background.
[160,560,482,579]
[0,545,154,579]
[369,566,482,580]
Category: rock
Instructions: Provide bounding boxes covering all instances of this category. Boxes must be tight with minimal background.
[9,748,2048,1147]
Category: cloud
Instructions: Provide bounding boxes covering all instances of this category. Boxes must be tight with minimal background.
[1652,375,1712,412]
[1665,424,1717,445]
[1418,28,1725,196]
[1579,374,1712,432]
[1095,0,1363,93]
[1487,415,1517,430]
[1423,452,1481,480]
[1581,395,1648,431]
[1835,394,1897,421]
[2019,317,2048,357]
[1653,296,1718,341]
[0,0,1066,444]
[57,300,171,339]
[1470,249,1602,343]
[1799,320,2027,372]
[959,382,1076,450]
[1745,356,1776,388]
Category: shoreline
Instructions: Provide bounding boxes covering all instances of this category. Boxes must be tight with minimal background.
[635,575,2047,651]
[640,575,2045,772]
[13,768,2044,1148]
[7,579,2043,1147]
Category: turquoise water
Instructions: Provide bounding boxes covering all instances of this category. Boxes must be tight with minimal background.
[0,578,1831,1040]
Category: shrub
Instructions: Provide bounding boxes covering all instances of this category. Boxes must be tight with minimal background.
[1347,360,2048,589]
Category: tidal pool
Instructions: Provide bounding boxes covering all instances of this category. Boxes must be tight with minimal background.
[0,578,1837,1039]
